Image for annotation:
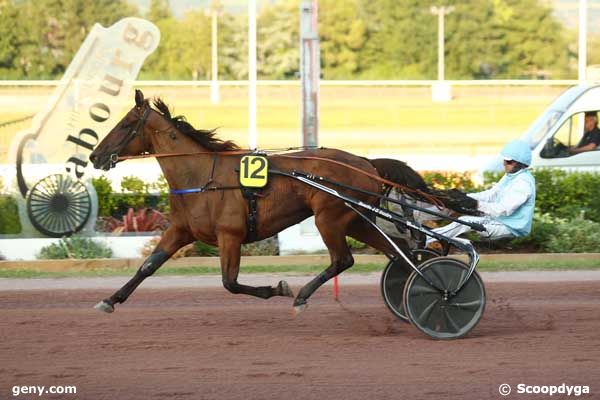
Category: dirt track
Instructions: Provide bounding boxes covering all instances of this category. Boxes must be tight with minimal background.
[1,279,599,400]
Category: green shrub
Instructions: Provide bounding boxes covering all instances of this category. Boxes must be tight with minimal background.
[509,213,559,251]
[533,169,600,222]
[193,241,219,256]
[241,237,279,256]
[346,236,367,250]
[485,169,600,223]
[91,176,115,217]
[423,171,479,192]
[184,238,279,257]
[544,217,600,253]
[482,171,504,187]
[150,174,170,213]
[507,213,600,253]
[120,176,148,210]
[93,175,169,218]
[0,195,22,234]
[37,237,113,259]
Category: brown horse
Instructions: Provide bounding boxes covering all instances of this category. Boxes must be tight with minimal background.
[89,90,472,314]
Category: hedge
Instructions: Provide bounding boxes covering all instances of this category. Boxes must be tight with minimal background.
[92,175,169,218]
[0,195,21,234]
[2,171,600,253]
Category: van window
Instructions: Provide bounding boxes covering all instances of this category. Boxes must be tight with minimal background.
[528,110,563,147]
[540,112,587,158]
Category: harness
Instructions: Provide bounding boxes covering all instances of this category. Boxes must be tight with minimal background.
[240,186,261,243]
[168,152,265,243]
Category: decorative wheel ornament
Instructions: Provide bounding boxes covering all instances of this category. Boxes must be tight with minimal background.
[26,174,92,237]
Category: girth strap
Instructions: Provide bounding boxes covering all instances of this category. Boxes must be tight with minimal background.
[241,187,260,243]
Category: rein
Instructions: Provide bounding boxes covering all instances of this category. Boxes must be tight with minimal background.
[275,154,444,207]
[120,148,442,207]
[114,108,442,206]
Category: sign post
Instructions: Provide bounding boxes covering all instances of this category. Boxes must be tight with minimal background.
[430,5,454,102]
[300,1,320,148]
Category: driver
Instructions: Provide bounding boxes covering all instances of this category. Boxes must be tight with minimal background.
[426,140,536,249]
[569,111,600,155]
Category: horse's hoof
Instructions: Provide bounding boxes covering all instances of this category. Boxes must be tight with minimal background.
[278,280,294,297]
[94,300,114,314]
[293,303,308,315]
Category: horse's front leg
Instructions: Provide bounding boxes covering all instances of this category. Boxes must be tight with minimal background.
[293,214,354,313]
[219,232,293,299]
[94,226,194,313]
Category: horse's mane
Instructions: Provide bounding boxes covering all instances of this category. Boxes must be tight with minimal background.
[152,98,239,151]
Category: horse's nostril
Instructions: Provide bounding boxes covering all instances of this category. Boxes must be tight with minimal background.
[89,154,96,163]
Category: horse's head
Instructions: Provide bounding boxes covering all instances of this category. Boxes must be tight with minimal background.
[90,89,157,170]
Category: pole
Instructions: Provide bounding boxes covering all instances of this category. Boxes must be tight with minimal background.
[300,0,321,146]
[430,5,454,81]
[300,1,329,297]
[437,10,443,81]
[210,1,219,104]
[579,0,587,82]
[300,0,320,148]
[430,5,453,102]
[248,0,257,149]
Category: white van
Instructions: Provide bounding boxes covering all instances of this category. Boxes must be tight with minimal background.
[486,84,600,172]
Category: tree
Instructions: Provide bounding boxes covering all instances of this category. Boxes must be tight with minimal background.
[357,0,571,79]
[446,0,571,79]
[319,0,368,78]
[0,0,19,78]
[0,0,577,80]
[257,0,299,79]
[146,0,172,23]
[219,13,249,80]
[4,0,138,79]
[357,0,437,79]
[142,11,212,80]
[587,33,600,68]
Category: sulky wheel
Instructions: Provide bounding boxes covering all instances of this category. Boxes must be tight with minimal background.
[412,248,440,264]
[26,174,92,237]
[403,257,486,340]
[380,249,441,322]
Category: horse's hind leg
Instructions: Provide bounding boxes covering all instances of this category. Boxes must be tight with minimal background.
[293,212,355,312]
[347,217,413,261]
[94,226,194,313]
[219,232,294,299]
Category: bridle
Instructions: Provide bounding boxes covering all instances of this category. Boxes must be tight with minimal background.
[109,105,152,166]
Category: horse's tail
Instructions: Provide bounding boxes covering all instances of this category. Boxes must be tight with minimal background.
[368,158,428,191]
[368,158,479,215]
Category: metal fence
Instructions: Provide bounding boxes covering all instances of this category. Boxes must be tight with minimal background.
[0,79,584,166]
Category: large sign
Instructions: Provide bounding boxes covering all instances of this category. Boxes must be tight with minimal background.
[8,18,160,237]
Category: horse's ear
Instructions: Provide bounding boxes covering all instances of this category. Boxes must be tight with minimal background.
[135,89,144,107]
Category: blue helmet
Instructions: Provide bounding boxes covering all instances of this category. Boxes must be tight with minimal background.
[501,140,531,166]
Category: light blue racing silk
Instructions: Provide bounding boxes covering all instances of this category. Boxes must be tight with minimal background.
[468,169,536,237]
